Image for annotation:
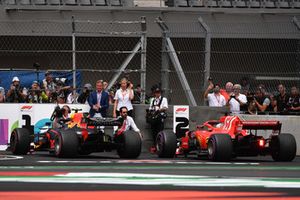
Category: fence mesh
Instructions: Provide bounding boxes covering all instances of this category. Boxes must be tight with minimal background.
[162,19,299,105]
[0,17,299,105]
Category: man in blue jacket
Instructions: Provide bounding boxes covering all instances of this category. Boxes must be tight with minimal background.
[88,80,109,118]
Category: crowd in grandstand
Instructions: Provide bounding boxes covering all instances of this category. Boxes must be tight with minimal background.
[204,79,300,114]
[0,71,299,114]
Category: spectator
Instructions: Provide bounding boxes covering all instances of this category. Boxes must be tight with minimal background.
[272,84,289,113]
[42,71,56,92]
[0,87,5,103]
[204,81,226,107]
[113,78,134,117]
[27,81,48,103]
[109,90,115,105]
[254,87,272,113]
[147,86,168,153]
[88,80,109,118]
[55,80,69,104]
[228,84,247,114]
[132,84,142,104]
[66,87,78,104]
[6,77,26,103]
[286,86,300,113]
[115,106,141,138]
[220,82,233,103]
[77,83,92,104]
[103,81,108,92]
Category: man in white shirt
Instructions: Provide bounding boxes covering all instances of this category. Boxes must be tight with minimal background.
[147,87,168,153]
[115,106,141,138]
[149,88,168,112]
[228,84,247,114]
[204,82,226,107]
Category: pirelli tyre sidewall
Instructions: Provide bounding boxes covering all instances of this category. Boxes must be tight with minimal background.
[117,130,142,159]
[271,133,297,162]
[208,134,233,162]
[10,128,31,155]
[54,129,79,158]
[156,130,177,158]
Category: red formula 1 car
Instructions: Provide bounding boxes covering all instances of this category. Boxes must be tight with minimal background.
[156,115,297,162]
[9,106,142,158]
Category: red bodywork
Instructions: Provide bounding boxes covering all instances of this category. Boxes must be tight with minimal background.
[179,116,281,153]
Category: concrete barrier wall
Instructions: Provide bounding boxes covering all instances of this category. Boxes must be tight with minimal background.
[132,105,300,155]
[1,103,299,155]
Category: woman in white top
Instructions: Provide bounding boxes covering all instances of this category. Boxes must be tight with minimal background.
[113,78,134,117]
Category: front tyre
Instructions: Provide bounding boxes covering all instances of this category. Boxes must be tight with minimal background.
[208,134,232,162]
[54,129,78,158]
[271,133,296,162]
[156,130,177,158]
[117,130,142,159]
[10,128,31,155]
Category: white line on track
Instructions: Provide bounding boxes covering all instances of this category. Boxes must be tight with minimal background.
[37,160,260,165]
[0,155,23,161]
[0,172,299,188]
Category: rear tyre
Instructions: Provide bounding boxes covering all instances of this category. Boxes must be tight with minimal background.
[117,130,142,159]
[208,134,232,162]
[10,128,31,155]
[271,133,296,162]
[54,129,78,158]
[156,130,177,158]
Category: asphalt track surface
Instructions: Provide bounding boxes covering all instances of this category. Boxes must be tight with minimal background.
[1,151,300,200]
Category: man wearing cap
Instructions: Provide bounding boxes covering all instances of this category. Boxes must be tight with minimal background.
[78,83,92,104]
[6,77,26,103]
[147,86,168,153]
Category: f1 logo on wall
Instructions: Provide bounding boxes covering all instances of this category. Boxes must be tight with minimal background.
[173,105,189,138]
[19,104,34,134]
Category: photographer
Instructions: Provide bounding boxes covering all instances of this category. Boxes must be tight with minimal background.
[77,83,92,104]
[286,86,300,113]
[27,81,48,103]
[6,77,26,103]
[52,105,71,129]
[253,87,272,113]
[228,84,247,114]
[147,86,168,153]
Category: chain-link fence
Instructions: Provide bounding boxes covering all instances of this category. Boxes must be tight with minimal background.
[156,17,300,105]
[0,17,147,102]
[0,16,299,106]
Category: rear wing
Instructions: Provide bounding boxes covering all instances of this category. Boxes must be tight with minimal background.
[87,117,122,127]
[241,121,282,130]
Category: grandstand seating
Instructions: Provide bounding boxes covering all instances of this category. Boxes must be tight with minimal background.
[1,0,299,7]
[165,0,300,8]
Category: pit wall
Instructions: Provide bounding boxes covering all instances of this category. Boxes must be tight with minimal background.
[0,104,299,155]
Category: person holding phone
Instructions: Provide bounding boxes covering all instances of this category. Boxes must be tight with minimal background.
[113,77,134,117]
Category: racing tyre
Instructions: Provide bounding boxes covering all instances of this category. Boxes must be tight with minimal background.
[10,128,31,155]
[208,134,232,162]
[54,129,78,158]
[117,130,142,159]
[270,133,296,162]
[156,130,177,158]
